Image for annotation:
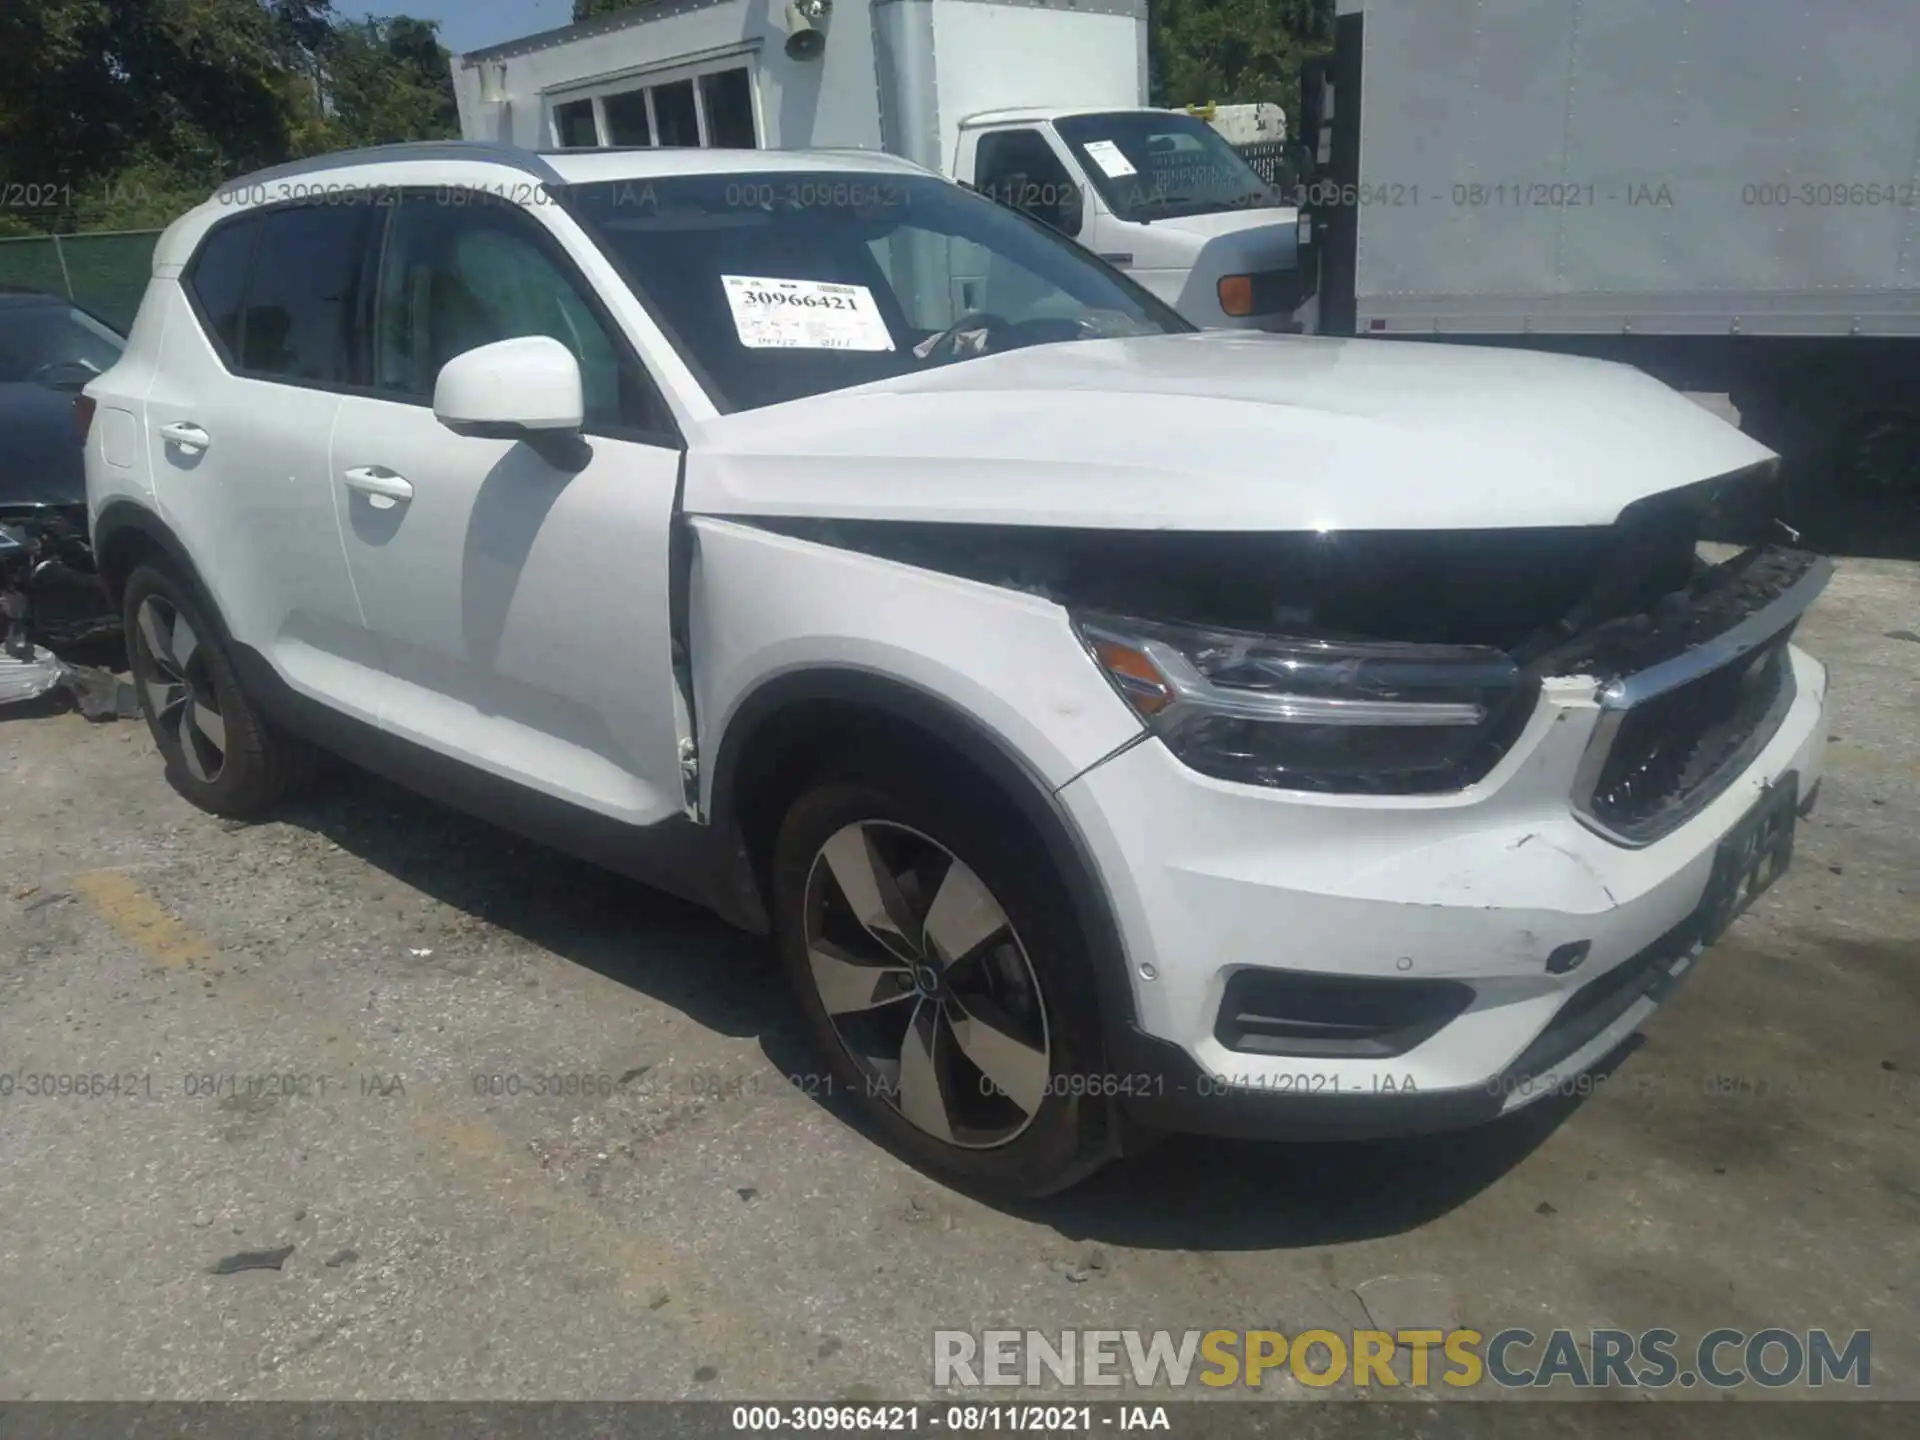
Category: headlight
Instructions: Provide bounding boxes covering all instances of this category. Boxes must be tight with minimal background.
[1074,611,1536,794]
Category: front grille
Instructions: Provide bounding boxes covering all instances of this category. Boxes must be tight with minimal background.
[1580,635,1796,844]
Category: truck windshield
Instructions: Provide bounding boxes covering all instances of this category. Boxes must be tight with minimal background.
[559,170,1191,412]
[1053,112,1282,222]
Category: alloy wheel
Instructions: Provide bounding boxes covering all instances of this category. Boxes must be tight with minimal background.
[803,820,1051,1148]
[134,594,227,784]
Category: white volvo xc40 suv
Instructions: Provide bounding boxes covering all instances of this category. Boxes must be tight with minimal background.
[84,142,1831,1196]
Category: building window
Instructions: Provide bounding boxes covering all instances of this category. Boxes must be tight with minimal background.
[603,89,652,146]
[552,98,599,148]
[700,68,757,148]
[550,64,757,152]
[651,78,700,147]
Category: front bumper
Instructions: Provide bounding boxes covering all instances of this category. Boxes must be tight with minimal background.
[1058,643,1830,1142]
[1,504,117,653]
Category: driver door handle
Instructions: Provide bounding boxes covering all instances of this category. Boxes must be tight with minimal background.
[158,422,211,452]
[342,466,414,507]
[1098,252,1133,265]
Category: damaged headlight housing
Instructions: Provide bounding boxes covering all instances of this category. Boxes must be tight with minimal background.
[1074,612,1536,794]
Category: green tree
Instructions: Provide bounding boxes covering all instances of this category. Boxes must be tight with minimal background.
[1,0,300,226]
[0,1,457,236]
[319,15,462,152]
[1151,0,1335,120]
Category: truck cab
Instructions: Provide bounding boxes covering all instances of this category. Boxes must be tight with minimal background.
[954,107,1304,332]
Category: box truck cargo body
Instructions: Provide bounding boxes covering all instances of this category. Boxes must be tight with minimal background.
[452,0,1303,329]
[1298,0,1920,502]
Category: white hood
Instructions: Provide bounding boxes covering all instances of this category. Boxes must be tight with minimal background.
[683,332,1772,532]
[1149,205,1300,244]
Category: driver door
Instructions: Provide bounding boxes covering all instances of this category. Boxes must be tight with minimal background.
[329,190,689,828]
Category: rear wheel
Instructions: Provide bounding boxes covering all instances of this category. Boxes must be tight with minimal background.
[123,564,314,817]
[771,770,1117,1197]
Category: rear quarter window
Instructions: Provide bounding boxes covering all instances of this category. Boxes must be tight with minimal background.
[184,218,260,362]
[236,204,375,385]
[184,201,376,386]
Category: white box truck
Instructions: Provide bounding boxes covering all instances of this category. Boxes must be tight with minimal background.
[1296,0,1920,507]
[451,0,1304,329]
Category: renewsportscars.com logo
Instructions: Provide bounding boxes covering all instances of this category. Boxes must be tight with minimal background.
[932,1327,1872,1391]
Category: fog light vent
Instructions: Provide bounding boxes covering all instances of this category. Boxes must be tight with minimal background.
[1215,969,1474,1059]
[1546,941,1592,976]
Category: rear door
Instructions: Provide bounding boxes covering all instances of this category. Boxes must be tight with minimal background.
[328,190,689,827]
[144,201,382,718]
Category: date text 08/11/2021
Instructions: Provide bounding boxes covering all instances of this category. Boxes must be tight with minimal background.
[729,1405,1171,1432]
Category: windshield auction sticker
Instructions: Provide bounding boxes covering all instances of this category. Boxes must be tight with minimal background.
[720,276,895,351]
[1083,139,1139,179]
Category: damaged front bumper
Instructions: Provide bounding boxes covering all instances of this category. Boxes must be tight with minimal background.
[2,505,132,718]
[1,504,119,655]
[1057,544,1834,1143]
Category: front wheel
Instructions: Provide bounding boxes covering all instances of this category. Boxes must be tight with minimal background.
[771,772,1117,1198]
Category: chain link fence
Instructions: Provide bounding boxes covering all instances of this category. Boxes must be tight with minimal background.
[0,229,163,333]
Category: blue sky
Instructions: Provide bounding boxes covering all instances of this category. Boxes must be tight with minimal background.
[340,0,574,56]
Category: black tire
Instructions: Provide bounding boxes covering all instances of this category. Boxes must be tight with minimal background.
[123,563,316,817]
[1742,362,1920,509]
[771,761,1119,1199]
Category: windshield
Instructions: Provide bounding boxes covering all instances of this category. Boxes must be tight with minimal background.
[560,171,1192,412]
[0,302,125,385]
[1053,112,1282,222]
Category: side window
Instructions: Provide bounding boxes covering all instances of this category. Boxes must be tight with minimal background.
[184,217,262,362]
[235,203,374,384]
[603,90,652,146]
[699,68,757,148]
[371,195,667,435]
[552,98,599,148]
[651,79,700,147]
[973,130,1084,236]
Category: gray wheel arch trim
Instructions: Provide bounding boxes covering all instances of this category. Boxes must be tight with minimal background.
[706,666,1143,1039]
[91,502,229,639]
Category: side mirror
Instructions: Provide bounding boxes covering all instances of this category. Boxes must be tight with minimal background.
[31,359,102,393]
[434,336,584,440]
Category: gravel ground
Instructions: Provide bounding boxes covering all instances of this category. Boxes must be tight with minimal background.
[0,551,1915,1410]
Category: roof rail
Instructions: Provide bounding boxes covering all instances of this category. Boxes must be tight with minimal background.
[215,142,564,199]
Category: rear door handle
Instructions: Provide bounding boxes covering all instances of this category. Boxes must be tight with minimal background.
[1098,252,1134,265]
[158,422,211,452]
[342,466,414,508]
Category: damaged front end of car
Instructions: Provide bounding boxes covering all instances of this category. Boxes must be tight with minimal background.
[1,504,117,657]
[1,504,131,716]
[756,463,1829,838]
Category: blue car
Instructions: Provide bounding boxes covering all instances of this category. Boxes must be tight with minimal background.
[0,288,126,651]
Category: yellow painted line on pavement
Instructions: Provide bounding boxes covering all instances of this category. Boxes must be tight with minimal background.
[70,866,813,1383]
[71,869,216,970]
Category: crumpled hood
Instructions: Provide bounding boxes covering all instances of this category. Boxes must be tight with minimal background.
[683,332,1772,532]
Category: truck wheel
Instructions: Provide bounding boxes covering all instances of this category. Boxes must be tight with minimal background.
[1834,405,1920,508]
[123,564,315,817]
[771,770,1118,1198]
[1743,362,1920,511]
